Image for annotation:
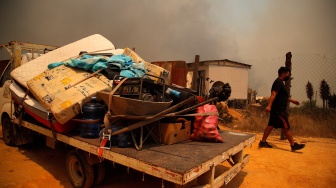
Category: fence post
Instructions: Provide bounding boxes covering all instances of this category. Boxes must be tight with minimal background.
[192,55,200,93]
[281,52,292,140]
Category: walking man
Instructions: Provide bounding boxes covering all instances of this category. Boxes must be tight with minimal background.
[259,67,305,151]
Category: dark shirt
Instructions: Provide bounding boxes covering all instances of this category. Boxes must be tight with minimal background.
[270,78,289,114]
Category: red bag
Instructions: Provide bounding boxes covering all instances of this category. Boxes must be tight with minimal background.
[191,104,223,142]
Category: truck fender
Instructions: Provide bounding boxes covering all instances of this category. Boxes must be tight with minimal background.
[0,102,14,123]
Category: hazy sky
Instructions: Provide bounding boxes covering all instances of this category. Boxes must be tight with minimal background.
[1,0,335,62]
[1,0,335,105]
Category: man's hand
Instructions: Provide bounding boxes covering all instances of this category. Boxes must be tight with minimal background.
[289,98,300,106]
[265,105,271,112]
[291,100,300,105]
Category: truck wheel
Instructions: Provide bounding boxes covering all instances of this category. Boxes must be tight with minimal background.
[93,162,106,185]
[66,150,94,188]
[1,114,15,146]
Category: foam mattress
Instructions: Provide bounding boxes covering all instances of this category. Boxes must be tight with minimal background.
[10,34,115,88]
[9,82,79,133]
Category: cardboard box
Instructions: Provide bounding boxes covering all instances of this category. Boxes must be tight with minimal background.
[123,48,170,83]
[50,77,110,124]
[123,47,145,63]
[27,65,90,109]
[143,62,170,83]
[158,120,191,145]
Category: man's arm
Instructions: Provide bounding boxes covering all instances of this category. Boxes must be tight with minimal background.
[288,98,300,105]
[265,90,277,112]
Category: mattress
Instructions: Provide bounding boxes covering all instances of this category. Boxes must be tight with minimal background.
[9,82,78,133]
[10,34,115,89]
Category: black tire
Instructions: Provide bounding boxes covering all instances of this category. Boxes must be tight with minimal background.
[66,150,94,188]
[93,161,106,185]
[1,114,15,146]
[1,113,34,146]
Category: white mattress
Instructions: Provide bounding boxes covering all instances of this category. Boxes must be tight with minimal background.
[10,34,115,88]
[9,82,48,113]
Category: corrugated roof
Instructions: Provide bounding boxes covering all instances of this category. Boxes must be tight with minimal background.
[187,59,252,69]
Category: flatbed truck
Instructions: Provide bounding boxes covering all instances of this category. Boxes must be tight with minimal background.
[0,41,256,188]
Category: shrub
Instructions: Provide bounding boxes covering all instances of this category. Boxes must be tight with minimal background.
[221,103,336,138]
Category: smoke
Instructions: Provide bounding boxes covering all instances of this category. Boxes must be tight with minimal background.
[241,0,336,59]
[0,0,233,61]
[1,0,335,62]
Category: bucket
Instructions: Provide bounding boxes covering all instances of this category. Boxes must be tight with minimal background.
[80,101,105,138]
[112,124,132,148]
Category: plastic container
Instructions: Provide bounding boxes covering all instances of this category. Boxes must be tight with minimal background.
[99,126,132,148]
[80,100,105,138]
[112,125,132,148]
[166,88,181,98]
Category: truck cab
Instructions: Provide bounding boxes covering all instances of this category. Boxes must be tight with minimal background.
[0,41,58,145]
[0,59,11,115]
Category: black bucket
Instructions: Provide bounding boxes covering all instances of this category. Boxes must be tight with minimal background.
[112,125,132,148]
[80,101,105,138]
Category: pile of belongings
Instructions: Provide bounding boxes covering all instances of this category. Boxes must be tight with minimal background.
[8,34,224,144]
[9,34,171,133]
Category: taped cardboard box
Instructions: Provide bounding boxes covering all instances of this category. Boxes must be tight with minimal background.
[27,65,90,109]
[144,62,170,83]
[50,76,110,124]
[157,120,191,145]
[123,47,145,63]
[95,73,113,88]
[123,48,170,83]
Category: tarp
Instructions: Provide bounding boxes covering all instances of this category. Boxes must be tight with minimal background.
[48,53,146,78]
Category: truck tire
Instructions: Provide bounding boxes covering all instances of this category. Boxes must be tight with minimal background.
[1,114,34,146]
[66,150,94,188]
[93,162,106,185]
[1,114,15,146]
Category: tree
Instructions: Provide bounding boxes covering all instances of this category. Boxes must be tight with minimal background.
[319,79,330,110]
[306,81,314,107]
[328,93,336,110]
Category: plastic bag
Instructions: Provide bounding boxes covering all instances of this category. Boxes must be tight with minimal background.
[191,104,223,142]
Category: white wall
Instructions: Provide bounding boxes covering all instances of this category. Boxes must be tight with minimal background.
[208,65,248,99]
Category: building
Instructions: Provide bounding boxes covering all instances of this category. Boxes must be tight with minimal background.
[186,59,252,107]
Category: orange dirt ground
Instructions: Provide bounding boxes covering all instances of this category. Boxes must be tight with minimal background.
[0,126,335,188]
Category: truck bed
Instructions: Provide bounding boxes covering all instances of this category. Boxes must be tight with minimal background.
[16,118,256,187]
[76,131,254,174]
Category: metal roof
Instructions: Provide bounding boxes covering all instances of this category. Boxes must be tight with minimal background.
[187,59,252,69]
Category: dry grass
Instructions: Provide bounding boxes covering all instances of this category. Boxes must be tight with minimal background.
[220,108,336,138]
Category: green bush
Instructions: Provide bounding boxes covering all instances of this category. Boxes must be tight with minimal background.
[222,102,336,138]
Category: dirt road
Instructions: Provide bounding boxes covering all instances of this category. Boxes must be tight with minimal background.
[0,129,335,188]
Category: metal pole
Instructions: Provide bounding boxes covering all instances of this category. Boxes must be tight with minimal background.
[192,55,200,92]
[281,52,292,140]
